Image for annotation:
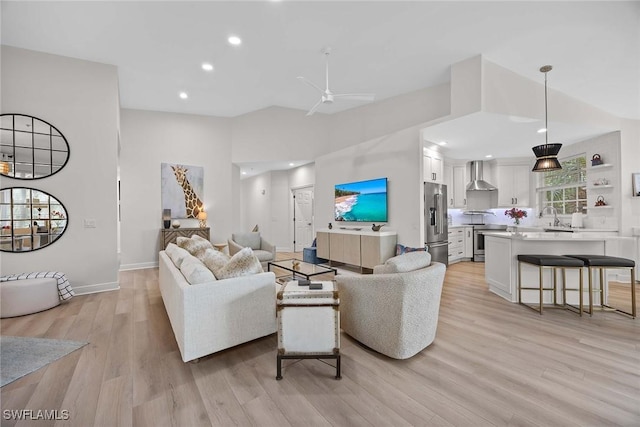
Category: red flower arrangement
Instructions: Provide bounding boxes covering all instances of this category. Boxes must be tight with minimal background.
[504,208,527,225]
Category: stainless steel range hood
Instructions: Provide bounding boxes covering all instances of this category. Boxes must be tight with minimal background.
[466,161,497,191]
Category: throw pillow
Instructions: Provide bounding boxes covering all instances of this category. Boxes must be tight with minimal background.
[180,255,216,285]
[395,244,428,256]
[199,248,230,276]
[192,234,214,248]
[177,236,212,258]
[165,243,191,268]
[215,247,263,280]
[232,232,261,250]
[383,251,432,273]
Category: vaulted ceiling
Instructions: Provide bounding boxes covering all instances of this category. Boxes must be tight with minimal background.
[2,1,638,120]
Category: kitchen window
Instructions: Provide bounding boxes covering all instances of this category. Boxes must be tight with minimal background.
[538,154,587,215]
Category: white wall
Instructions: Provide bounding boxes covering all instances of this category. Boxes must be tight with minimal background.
[0,46,119,293]
[540,131,622,230]
[231,106,329,163]
[119,109,233,269]
[239,163,316,252]
[315,126,424,248]
[240,172,272,241]
[270,171,290,251]
[328,84,451,153]
[619,119,640,236]
[482,58,620,131]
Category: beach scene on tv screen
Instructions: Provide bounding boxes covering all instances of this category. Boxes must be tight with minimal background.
[335,178,388,222]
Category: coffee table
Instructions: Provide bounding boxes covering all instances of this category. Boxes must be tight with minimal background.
[267,259,336,283]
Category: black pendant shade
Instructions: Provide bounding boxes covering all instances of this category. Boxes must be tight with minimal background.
[531,143,562,172]
[532,65,562,172]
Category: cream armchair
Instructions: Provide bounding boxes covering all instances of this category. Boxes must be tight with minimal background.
[336,251,446,359]
[228,232,276,268]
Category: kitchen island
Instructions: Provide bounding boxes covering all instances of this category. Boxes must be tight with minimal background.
[484,232,609,305]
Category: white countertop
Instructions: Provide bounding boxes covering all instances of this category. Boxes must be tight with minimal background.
[451,225,617,233]
[541,227,618,232]
[483,231,610,242]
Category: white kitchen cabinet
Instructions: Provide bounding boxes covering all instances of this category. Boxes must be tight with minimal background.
[496,164,530,207]
[424,150,444,184]
[464,227,473,258]
[443,163,453,207]
[452,164,468,208]
[447,228,465,264]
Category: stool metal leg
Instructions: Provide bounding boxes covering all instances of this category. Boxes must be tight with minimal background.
[600,266,636,318]
[518,261,522,304]
[552,268,557,306]
[562,268,567,307]
[539,265,544,314]
[588,267,594,316]
[579,268,584,316]
[632,267,637,319]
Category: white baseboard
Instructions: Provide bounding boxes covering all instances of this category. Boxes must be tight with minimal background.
[277,246,293,253]
[73,281,120,295]
[119,261,159,271]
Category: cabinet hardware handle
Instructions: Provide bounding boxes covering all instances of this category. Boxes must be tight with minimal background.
[464,198,466,205]
[515,197,518,204]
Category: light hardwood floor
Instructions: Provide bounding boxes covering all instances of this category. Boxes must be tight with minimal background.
[2,259,639,426]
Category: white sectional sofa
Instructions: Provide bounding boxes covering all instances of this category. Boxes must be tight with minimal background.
[159,250,277,362]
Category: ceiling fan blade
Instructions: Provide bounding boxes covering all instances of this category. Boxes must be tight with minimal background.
[297,76,324,94]
[306,99,323,116]
[332,93,376,102]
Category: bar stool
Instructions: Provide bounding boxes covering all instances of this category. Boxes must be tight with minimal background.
[517,254,585,315]
[564,255,636,318]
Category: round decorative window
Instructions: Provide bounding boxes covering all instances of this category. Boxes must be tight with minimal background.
[0,114,70,179]
[0,187,68,252]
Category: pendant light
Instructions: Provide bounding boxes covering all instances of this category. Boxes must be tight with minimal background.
[532,65,562,172]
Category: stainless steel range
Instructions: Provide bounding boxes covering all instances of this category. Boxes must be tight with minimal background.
[469,224,507,262]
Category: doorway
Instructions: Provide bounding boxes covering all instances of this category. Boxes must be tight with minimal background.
[292,186,314,252]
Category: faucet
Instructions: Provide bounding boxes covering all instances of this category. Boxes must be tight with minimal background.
[540,206,560,226]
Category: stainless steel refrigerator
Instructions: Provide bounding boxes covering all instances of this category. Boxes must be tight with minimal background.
[424,182,449,266]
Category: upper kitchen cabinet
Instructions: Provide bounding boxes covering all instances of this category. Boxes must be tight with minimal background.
[423,148,444,184]
[443,163,453,207]
[495,163,531,207]
[452,164,468,208]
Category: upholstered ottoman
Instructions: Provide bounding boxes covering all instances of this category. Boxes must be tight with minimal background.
[276,280,340,380]
[0,278,60,318]
[302,247,328,265]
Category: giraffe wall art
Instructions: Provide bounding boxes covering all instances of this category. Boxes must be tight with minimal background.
[161,163,204,219]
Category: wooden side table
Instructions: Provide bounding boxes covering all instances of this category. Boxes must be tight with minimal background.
[160,227,210,252]
[212,243,227,253]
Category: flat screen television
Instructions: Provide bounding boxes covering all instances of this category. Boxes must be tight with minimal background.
[334,177,388,222]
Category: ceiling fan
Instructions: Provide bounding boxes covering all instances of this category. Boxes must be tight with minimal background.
[298,47,375,116]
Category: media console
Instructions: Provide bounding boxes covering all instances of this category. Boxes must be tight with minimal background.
[316,228,397,272]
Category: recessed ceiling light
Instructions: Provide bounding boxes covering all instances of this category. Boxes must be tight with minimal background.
[241,171,247,175]
[537,128,547,133]
[179,92,188,100]
[228,35,242,46]
[201,63,214,72]
[289,162,294,167]
[485,154,493,158]
[438,141,447,146]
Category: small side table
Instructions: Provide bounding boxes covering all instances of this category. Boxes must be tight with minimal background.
[276,280,340,380]
[212,243,227,253]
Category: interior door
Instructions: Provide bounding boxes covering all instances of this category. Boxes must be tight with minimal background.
[293,187,314,252]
